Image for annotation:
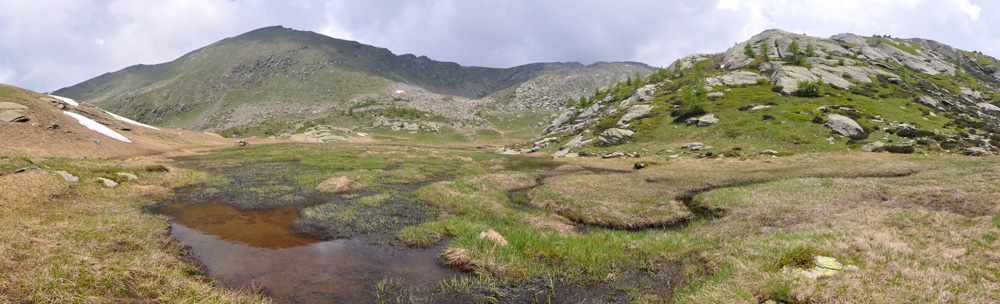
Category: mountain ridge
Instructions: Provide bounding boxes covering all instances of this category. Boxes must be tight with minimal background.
[54,26,654,138]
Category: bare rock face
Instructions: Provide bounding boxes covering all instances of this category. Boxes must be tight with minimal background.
[705,71,763,87]
[823,114,863,137]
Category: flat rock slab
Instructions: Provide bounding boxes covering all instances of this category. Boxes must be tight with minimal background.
[0,110,28,122]
[0,102,28,110]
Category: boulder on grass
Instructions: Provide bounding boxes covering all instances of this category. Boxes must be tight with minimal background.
[823,114,863,137]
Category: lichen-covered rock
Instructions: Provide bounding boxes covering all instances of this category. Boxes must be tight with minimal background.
[823,114,863,137]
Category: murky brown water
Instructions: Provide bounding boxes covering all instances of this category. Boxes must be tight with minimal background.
[153,198,458,303]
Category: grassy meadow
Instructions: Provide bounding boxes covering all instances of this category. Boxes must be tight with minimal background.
[2,142,998,303]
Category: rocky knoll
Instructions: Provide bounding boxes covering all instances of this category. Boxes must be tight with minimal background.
[513,29,1000,158]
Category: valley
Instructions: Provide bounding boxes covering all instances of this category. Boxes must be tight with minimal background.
[2,26,1000,304]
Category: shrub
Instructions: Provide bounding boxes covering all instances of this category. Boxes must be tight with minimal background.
[794,80,823,97]
[885,145,915,154]
[771,86,784,92]
[897,128,935,138]
[144,165,169,172]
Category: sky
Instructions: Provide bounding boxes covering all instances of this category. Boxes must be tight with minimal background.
[1,0,998,93]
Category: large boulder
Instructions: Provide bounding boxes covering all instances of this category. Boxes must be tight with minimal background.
[617,105,654,125]
[917,96,942,108]
[596,128,634,146]
[823,114,864,137]
[685,114,719,127]
[977,103,1000,112]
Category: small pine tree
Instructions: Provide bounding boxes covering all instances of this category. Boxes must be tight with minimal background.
[761,42,771,61]
[805,43,815,57]
[579,96,588,107]
[626,76,632,86]
[786,41,800,58]
[744,43,757,58]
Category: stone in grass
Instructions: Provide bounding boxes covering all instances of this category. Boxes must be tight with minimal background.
[96,177,118,188]
[116,172,138,181]
[477,229,509,246]
[861,141,885,152]
[962,147,993,157]
[782,255,858,279]
[55,171,79,182]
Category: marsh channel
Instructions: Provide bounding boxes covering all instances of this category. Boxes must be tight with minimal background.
[150,156,463,303]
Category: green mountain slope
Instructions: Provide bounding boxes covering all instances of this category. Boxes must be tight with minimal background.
[509,29,1000,157]
[54,26,654,137]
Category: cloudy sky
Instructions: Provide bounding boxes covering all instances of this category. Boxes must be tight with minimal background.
[1,0,998,92]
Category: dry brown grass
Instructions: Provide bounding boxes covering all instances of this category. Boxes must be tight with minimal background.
[530,172,694,229]
[663,158,1000,303]
[0,156,270,303]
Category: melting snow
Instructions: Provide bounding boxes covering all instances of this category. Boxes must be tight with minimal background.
[105,111,160,130]
[395,90,404,94]
[49,95,79,107]
[62,111,132,143]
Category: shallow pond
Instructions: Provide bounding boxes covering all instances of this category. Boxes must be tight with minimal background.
[152,197,458,303]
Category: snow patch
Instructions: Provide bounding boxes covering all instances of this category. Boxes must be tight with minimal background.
[395,90,404,94]
[49,95,79,107]
[105,111,160,130]
[62,111,132,143]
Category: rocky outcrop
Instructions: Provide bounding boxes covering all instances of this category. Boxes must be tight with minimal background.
[823,114,863,137]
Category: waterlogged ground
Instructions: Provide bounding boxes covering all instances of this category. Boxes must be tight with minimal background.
[147,143,1000,303]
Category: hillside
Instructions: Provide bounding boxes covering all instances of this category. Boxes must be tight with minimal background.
[54,26,653,139]
[0,83,238,159]
[506,29,1000,158]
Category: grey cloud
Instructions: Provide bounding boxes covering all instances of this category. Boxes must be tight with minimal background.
[0,0,997,92]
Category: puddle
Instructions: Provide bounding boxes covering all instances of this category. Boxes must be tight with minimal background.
[154,196,459,303]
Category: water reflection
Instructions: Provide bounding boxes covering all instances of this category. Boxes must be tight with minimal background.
[156,198,457,303]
